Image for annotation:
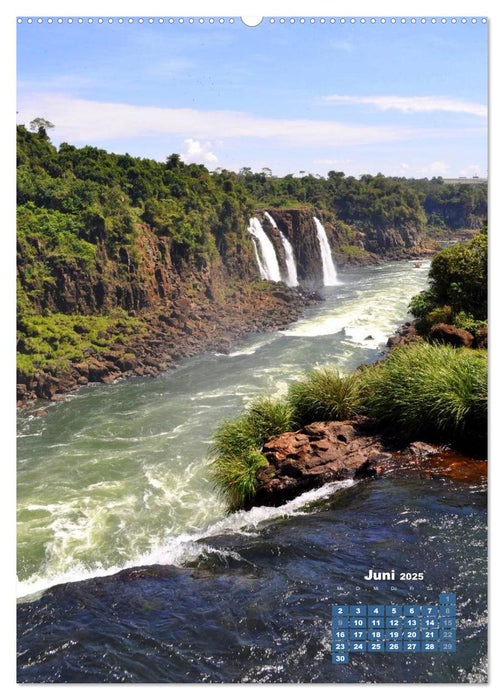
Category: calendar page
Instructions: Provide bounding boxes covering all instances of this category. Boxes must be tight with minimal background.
[15,7,488,685]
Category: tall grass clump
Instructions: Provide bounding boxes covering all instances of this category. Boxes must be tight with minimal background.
[209,397,294,510]
[287,367,363,427]
[362,342,487,452]
[246,396,295,443]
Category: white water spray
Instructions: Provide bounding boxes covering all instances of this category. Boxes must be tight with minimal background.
[248,217,281,282]
[264,212,298,287]
[314,217,338,286]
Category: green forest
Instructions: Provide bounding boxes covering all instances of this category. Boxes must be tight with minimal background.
[17,123,487,390]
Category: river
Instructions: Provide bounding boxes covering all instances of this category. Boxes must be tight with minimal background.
[16,260,487,683]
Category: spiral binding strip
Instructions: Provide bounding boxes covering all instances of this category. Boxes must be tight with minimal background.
[17,17,488,25]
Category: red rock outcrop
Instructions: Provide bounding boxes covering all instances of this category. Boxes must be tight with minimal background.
[428,323,474,347]
[250,420,486,508]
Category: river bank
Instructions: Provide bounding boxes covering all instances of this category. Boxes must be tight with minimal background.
[17,252,439,409]
[17,282,319,407]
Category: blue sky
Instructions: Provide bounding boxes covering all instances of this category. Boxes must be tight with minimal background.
[16,16,488,178]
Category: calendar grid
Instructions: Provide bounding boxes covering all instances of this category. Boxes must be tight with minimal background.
[332,593,456,663]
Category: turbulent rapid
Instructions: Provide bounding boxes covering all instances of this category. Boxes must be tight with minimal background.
[17,259,487,683]
[18,261,429,598]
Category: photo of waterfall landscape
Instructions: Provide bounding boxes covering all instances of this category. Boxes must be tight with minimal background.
[16,14,488,684]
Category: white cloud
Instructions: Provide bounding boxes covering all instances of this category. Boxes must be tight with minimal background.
[181,138,218,165]
[322,94,487,118]
[418,160,451,176]
[16,92,481,151]
[314,158,354,166]
[458,164,484,177]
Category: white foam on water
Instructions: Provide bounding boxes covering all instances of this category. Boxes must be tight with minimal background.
[227,336,277,357]
[17,479,355,601]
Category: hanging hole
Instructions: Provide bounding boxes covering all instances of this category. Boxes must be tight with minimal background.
[241,17,263,27]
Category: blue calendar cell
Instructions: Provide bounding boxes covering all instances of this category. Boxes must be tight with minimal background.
[440,629,456,641]
[386,606,402,616]
[439,593,456,604]
[421,629,439,640]
[332,653,348,664]
[369,617,384,628]
[368,641,385,652]
[332,605,348,616]
[440,617,456,629]
[332,641,349,652]
[421,605,439,616]
[405,617,419,628]
[350,629,367,640]
[350,617,366,628]
[404,605,421,616]
[386,629,402,640]
[422,617,439,628]
[334,617,349,628]
[387,617,402,628]
[404,629,421,640]
[333,629,349,640]
[422,641,438,652]
[439,641,456,652]
[350,641,366,652]
[368,606,384,616]
[386,641,403,652]
[404,641,421,652]
[350,605,366,616]
[369,629,385,640]
[440,605,456,617]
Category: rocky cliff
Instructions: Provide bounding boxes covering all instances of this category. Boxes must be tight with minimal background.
[257,207,434,287]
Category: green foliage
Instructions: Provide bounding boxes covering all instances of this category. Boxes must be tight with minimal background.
[361,342,487,450]
[246,397,295,443]
[408,289,438,319]
[288,367,363,426]
[209,416,268,510]
[210,450,268,512]
[425,305,453,326]
[17,311,147,378]
[452,311,487,335]
[410,232,487,335]
[17,124,488,391]
[210,342,487,509]
[209,397,294,509]
[428,232,487,320]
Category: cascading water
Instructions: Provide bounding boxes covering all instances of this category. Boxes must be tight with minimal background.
[314,216,338,286]
[250,238,268,280]
[264,212,298,287]
[247,217,281,282]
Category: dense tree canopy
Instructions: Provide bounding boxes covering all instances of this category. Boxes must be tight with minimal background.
[17,123,487,320]
[409,230,487,333]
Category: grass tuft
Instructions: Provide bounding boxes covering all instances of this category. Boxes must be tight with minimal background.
[209,415,266,510]
[246,396,295,443]
[362,342,487,448]
[209,343,487,510]
[287,367,363,427]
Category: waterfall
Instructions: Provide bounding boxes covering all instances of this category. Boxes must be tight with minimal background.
[248,217,282,282]
[313,217,338,286]
[264,212,299,287]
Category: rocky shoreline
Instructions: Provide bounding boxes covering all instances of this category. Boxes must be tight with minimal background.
[17,249,439,410]
[248,419,487,509]
[17,283,321,408]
